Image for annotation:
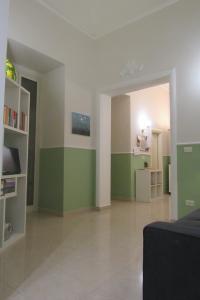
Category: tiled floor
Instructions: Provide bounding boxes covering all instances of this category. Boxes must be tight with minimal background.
[0,197,170,300]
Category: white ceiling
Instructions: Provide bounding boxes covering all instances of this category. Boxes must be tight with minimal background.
[36,0,179,39]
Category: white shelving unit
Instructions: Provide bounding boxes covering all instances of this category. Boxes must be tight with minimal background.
[0,77,30,250]
[136,169,163,202]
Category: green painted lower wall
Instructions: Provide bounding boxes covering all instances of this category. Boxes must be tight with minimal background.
[38,147,96,214]
[177,144,200,218]
[63,148,96,212]
[111,154,133,200]
[163,156,170,194]
[38,148,64,214]
[111,154,150,200]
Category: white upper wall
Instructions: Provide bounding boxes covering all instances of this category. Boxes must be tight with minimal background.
[96,0,200,144]
[111,95,131,153]
[9,0,96,149]
[40,66,65,148]
[8,0,200,146]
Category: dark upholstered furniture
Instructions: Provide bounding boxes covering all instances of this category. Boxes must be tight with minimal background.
[143,209,200,300]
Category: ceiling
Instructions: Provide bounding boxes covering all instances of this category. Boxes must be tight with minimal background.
[36,0,179,39]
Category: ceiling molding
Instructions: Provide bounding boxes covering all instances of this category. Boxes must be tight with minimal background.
[96,0,179,39]
[36,0,94,39]
[36,0,179,40]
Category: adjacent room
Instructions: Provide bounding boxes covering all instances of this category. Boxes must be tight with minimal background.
[111,84,171,219]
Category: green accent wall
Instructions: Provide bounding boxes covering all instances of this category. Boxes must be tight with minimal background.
[111,154,133,200]
[163,156,170,194]
[39,148,64,214]
[63,148,96,212]
[39,147,96,215]
[177,144,200,218]
[111,154,150,200]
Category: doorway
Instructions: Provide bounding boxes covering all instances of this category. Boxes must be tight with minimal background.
[21,77,37,206]
[96,70,177,220]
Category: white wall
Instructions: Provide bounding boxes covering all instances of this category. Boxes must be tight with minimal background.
[0,0,10,173]
[129,85,170,155]
[64,81,96,149]
[111,95,131,153]
[40,66,65,148]
[96,0,200,144]
[9,0,96,150]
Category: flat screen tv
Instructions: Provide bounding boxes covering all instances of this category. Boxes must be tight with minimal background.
[3,145,21,175]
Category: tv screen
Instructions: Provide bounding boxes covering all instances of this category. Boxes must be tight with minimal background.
[3,145,21,175]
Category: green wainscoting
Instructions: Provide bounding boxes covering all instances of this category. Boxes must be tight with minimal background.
[39,147,96,214]
[63,148,96,212]
[39,148,64,214]
[177,144,200,218]
[163,156,170,194]
[111,154,133,200]
[111,154,150,200]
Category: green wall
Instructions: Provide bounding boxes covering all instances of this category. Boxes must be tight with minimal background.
[38,148,64,214]
[111,154,133,200]
[39,147,96,214]
[111,154,150,200]
[63,148,96,212]
[177,144,200,218]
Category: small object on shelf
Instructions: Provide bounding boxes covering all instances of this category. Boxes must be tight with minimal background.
[2,179,16,194]
[5,59,17,81]
[3,105,18,128]
[144,162,148,168]
[20,111,28,132]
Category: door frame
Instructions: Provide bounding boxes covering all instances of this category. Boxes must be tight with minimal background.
[17,65,41,211]
[96,69,178,220]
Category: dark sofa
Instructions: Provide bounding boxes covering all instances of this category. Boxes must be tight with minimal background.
[143,209,200,300]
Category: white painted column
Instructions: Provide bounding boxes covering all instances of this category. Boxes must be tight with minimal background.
[96,94,111,208]
[0,0,10,174]
[169,70,178,220]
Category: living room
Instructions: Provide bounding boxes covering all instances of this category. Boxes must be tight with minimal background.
[0,0,200,299]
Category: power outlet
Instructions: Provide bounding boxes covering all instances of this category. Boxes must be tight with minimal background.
[184,147,193,153]
[185,200,195,207]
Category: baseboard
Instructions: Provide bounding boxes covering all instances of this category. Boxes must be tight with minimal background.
[95,205,111,211]
[38,207,64,217]
[63,207,95,216]
[112,197,135,201]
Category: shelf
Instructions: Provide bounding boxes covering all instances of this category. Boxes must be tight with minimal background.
[5,77,20,89]
[1,174,26,179]
[4,192,17,199]
[4,125,28,136]
[20,86,30,96]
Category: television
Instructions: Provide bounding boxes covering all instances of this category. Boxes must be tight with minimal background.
[3,145,21,175]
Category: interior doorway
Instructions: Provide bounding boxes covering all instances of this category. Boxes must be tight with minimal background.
[96,70,177,220]
[110,84,171,205]
[21,77,37,206]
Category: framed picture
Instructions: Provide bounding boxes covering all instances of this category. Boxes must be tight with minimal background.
[72,112,90,136]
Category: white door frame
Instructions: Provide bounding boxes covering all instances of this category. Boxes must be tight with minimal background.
[96,69,178,220]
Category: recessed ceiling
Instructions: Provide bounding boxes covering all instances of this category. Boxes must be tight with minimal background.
[36,0,179,39]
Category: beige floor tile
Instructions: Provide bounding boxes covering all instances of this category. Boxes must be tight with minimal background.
[0,197,170,300]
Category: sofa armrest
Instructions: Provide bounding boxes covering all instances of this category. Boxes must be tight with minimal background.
[143,222,200,300]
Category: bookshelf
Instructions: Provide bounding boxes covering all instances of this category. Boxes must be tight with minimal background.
[0,77,30,249]
[136,169,163,202]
